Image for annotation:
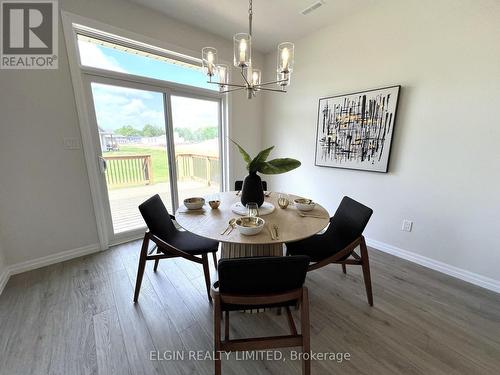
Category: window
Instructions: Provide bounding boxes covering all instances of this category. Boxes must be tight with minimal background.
[77,34,216,91]
[69,23,225,240]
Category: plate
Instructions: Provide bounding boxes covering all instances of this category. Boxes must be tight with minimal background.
[231,201,275,216]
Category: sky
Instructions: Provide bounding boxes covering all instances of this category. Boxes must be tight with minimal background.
[79,39,218,132]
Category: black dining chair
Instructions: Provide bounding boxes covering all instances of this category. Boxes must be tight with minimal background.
[286,196,374,305]
[211,255,311,375]
[134,194,219,303]
[234,180,268,191]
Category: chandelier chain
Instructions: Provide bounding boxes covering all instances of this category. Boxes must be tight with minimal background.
[248,0,253,36]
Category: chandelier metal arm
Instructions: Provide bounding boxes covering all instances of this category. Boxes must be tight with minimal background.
[220,87,246,94]
[255,79,289,87]
[206,81,247,88]
[258,87,287,93]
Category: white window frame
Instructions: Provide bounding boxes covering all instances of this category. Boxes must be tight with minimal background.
[62,11,230,249]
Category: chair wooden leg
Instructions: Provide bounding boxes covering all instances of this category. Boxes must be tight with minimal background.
[212,252,218,270]
[134,235,149,303]
[153,249,160,272]
[301,288,311,375]
[224,311,229,341]
[214,296,222,375]
[285,306,298,336]
[360,237,373,306]
[202,254,212,302]
[341,264,347,274]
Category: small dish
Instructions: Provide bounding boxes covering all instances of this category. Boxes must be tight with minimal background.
[294,198,316,212]
[208,200,220,209]
[235,216,265,236]
[184,197,205,210]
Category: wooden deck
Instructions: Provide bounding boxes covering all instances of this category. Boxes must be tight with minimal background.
[108,181,219,233]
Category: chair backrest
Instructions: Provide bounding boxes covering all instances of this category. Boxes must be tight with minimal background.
[138,194,177,242]
[234,180,268,191]
[218,255,310,295]
[327,196,373,247]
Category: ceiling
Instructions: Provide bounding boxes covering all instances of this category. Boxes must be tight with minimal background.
[129,0,374,52]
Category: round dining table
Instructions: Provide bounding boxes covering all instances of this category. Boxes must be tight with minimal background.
[175,191,330,258]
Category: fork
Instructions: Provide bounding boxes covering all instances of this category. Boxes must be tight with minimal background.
[226,223,236,235]
[220,224,231,235]
[273,224,280,240]
[268,225,276,240]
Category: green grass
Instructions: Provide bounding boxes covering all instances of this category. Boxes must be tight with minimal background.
[104,145,169,183]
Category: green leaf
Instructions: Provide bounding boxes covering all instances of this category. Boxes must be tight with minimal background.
[249,146,274,173]
[230,139,252,165]
[257,158,301,174]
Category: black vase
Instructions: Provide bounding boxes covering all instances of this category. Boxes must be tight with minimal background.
[241,172,264,207]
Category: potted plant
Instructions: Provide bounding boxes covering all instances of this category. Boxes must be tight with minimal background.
[232,140,301,206]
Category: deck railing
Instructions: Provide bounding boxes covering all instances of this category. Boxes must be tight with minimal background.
[103,153,219,187]
[176,154,220,186]
[104,155,153,187]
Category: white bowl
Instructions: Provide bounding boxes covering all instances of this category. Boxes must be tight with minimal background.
[294,198,316,212]
[235,216,265,236]
[184,197,205,210]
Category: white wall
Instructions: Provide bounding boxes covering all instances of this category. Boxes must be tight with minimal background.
[262,0,500,282]
[0,0,263,266]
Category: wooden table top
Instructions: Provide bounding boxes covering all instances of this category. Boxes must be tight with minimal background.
[175,191,330,245]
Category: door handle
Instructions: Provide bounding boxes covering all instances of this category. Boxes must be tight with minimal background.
[99,157,107,173]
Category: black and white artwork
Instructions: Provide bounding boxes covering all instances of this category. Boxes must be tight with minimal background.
[314,85,400,172]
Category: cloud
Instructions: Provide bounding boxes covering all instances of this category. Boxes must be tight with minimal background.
[121,98,147,115]
[86,63,218,132]
[171,96,218,129]
[78,40,127,73]
[91,84,165,131]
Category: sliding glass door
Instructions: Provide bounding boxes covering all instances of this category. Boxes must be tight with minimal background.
[85,76,223,241]
[170,95,221,204]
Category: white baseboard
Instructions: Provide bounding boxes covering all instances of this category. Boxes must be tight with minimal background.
[0,267,10,296]
[8,243,100,275]
[2,239,499,296]
[0,244,101,295]
[367,238,500,294]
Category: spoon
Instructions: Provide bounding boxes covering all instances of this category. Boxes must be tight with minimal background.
[221,218,236,235]
[297,212,327,219]
[226,218,237,235]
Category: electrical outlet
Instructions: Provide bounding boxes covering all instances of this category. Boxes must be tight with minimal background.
[64,137,80,150]
[401,220,413,232]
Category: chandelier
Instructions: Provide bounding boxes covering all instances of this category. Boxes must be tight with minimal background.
[201,0,295,99]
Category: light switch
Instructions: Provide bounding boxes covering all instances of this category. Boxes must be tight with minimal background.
[64,137,80,150]
[401,219,413,232]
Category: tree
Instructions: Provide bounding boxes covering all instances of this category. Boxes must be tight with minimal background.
[174,127,217,142]
[199,127,218,140]
[142,124,165,137]
[174,127,194,141]
[115,125,141,136]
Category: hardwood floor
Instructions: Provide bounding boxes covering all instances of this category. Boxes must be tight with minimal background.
[1,241,499,374]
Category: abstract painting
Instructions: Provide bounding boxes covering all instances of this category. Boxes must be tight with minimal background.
[314,85,400,172]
